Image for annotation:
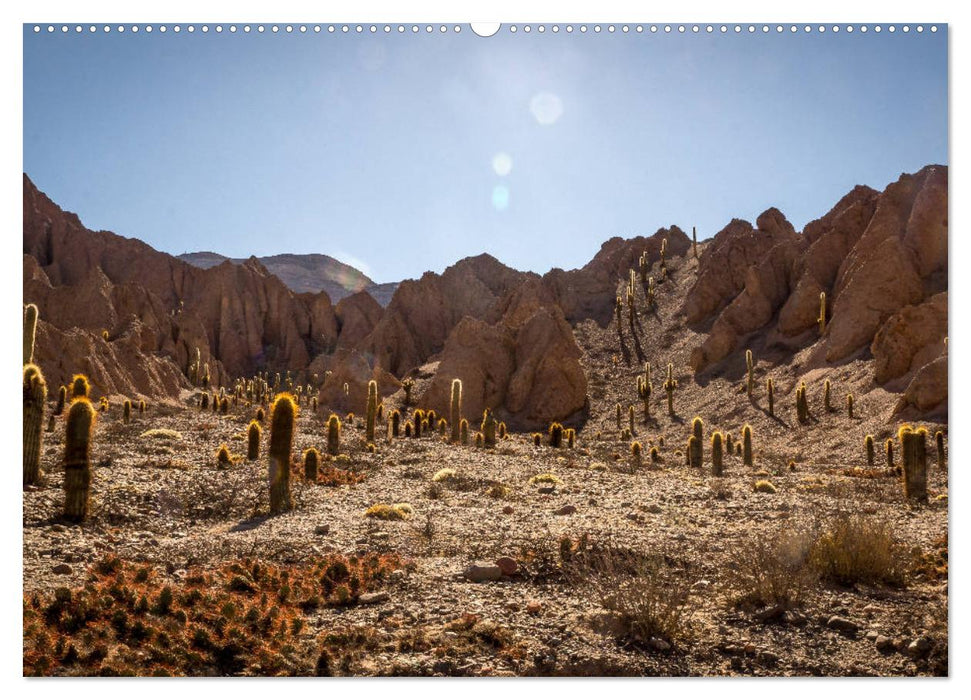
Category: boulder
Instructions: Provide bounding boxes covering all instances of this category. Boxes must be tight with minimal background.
[871,293,947,385]
[896,353,947,417]
[316,349,401,414]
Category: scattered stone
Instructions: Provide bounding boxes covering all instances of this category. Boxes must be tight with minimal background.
[314,524,331,535]
[358,591,390,605]
[389,569,407,583]
[826,616,860,636]
[51,524,66,533]
[501,505,514,515]
[464,562,503,583]
[758,650,781,665]
[526,600,543,615]
[555,505,577,516]
[875,635,895,653]
[496,557,519,576]
[645,504,663,514]
[52,563,72,575]
[647,637,671,652]
[907,636,933,658]
[538,486,556,495]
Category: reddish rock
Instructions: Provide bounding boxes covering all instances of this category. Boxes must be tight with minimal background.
[896,353,947,417]
[335,291,384,349]
[871,293,947,385]
[316,349,401,415]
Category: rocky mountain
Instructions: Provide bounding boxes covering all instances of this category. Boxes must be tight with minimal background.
[22,165,948,429]
[178,251,398,306]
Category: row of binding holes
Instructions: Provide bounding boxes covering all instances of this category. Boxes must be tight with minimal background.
[33,24,939,34]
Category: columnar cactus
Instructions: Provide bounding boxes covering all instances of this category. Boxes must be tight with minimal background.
[55,385,67,416]
[24,303,38,365]
[846,393,854,419]
[460,418,469,445]
[742,424,753,468]
[725,433,733,455]
[549,422,564,448]
[691,416,704,466]
[637,363,652,419]
[365,379,378,443]
[566,428,575,449]
[688,435,701,469]
[268,394,297,514]
[326,414,341,456]
[123,399,132,424]
[63,398,95,521]
[818,292,827,335]
[824,379,832,412]
[692,226,698,258]
[663,363,678,417]
[711,431,724,476]
[628,405,636,436]
[886,438,894,468]
[402,378,415,406]
[201,393,210,410]
[413,409,425,439]
[404,422,413,438]
[377,403,384,422]
[865,435,875,466]
[438,418,448,436]
[138,399,146,415]
[391,410,401,438]
[766,378,774,416]
[481,409,497,448]
[614,295,623,331]
[899,425,928,502]
[23,364,47,486]
[450,378,462,444]
[71,374,90,399]
[796,383,809,424]
[533,433,542,447]
[935,431,945,470]
[304,447,320,482]
[746,350,754,398]
[631,441,642,470]
[246,420,261,460]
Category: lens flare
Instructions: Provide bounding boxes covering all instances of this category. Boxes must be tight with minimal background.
[492,185,510,210]
[530,92,563,125]
[492,152,513,176]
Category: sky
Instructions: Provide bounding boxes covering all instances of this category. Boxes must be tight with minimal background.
[23,24,947,283]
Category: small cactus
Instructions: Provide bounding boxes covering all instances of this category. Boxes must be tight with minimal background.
[460,418,469,445]
[304,447,320,482]
[343,382,349,396]
[247,420,261,460]
[846,393,854,419]
[628,405,636,436]
[533,433,542,447]
[268,394,297,514]
[725,433,733,455]
[688,435,701,469]
[742,424,753,468]
[413,409,424,438]
[123,399,132,424]
[23,364,47,486]
[438,418,448,435]
[474,432,484,448]
[216,444,231,468]
[638,363,652,419]
[824,379,832,412]
[23,303,38,365]
[377,403,384,422]
[865,435,875,466]
[692,226,698,258]
[365,380,378,443]
[402,378,415,406]
[711,431,724,476]
[898,425,928,502]
[256,406,265,422]
[935,431,945,471]
[326,414,341,456]
[404,422,413,438]
[450,379,462,444]
[55,385,67,416]
[886,438,894,468]
[220,397,229,415]
[631,441,642,470]
[481,409,497,448]
[549,422,564,448]
[71,374,90,399]
[498,421,507,439]
[766,378,774,417]
[650,446,660,464]
[663,363,678,417]
[796,382,809,424]
[200,393,210,410]
[818,291,827,335]
[63,398,96,521]
[615,403,622,430]
[391,410,401,438]
[746,350,754,398]
[138,399,146,415]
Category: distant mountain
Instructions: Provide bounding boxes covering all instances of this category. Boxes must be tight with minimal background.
[178,251,397,306]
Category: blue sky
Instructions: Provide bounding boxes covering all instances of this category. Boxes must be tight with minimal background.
[23,25,947,283]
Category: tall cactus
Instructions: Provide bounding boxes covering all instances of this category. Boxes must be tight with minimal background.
[247,420,261,460]
[766,378,774,417]
[390,410,400,438]
[663,363,678,417]
[824,379,832,412]
[796,383,809,423]
[326,414,341,456]
[63,398,95,521]
[935,431,945,471]
[638,363,652,419]
[692,226,698,258]
[24,303,38,365]
[886,438,894,468]
[818,292,827,335]
[742,424,754,468]
[865,435,875,466]
[615,403,622,430]
[746,350,755,398]
[123,399,132,424]
[711,431,724,476]
[481,408,497,448]
[692,416,704,465]
[23,364,47,486]
[268,394,297,515]
[450,378,462,444]
[628,405,636,436]
[846,393,854,419]
[899,425,928,502]
[365,379,378,443]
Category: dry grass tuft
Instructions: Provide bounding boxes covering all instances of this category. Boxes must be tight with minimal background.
[809,513,910,586]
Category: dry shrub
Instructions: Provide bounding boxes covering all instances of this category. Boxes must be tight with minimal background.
[809,513,910,586]
[729,531,814,611]
[567,541,691,647]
